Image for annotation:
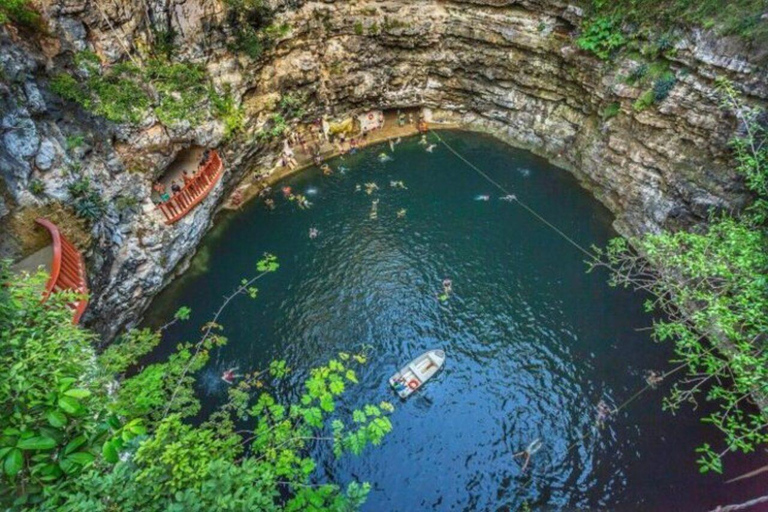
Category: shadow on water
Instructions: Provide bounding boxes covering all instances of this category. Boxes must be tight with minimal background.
[143,130,767,511]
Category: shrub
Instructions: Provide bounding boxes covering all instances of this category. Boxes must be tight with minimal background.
[626,63,648,85]
[68,177,105,222]
[29,179,45,196]
[210,85,246,140]
[354,21,364,35]
[632,89,655,111]
[576,16,626,60]
[66,135,85,150]
[601,102,621,120]
[653,73,677,102]
[0,0,41,29]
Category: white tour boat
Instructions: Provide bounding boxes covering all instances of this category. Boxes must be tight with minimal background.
[389,349,446,399]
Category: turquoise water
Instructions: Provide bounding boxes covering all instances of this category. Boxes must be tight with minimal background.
[144,131,763,510]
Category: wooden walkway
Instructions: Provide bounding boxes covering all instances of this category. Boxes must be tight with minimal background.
[157,150,224,224]
[35,218,89,324]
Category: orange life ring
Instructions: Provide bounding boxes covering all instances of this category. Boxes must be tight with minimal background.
[408,379,420,390]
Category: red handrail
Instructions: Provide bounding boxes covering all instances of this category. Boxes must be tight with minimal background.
[156,150,225,225]
[35,218,89,324]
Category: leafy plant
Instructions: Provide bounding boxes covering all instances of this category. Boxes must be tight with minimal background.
[653,73,676,102]
[576,16,626,60]
[354,21,364,36]
[601,102,621,120]
[592,78,768,475]
[632,89,655,111]
[29,179,45,196]
[68,177,105,222]
[65,135,85,151]
[210,85,246,140]
[0,0,40,28]
[1,253,393,510]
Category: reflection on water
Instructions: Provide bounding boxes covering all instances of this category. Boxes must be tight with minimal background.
[144,131,766,511]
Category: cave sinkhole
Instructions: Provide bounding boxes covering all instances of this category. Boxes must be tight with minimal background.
[144,130,761,510]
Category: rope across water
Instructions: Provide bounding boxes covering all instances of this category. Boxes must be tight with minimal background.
[429,129,598,260]
[428,128,680,458]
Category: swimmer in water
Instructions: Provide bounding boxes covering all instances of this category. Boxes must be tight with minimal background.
[390,180,407,190]
[475,195,490,201]
[500,194,517,202]
[306,187,318,195]
[321,164,333,175]
[221,367,239,384]
[309,227,318,239]
[397,208,407,218]
[442,278,453,295]
[513,438,543,473]
[596,400,613,428]
[282,186,292,197]
[364,182,379,195]
[425,144,436,153]
[355,184,362,192]
[264,198,275,210]
[418,135,428,146]
[378,152,392,162]
[338,165,348,174]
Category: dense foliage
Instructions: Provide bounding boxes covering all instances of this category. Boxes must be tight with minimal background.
[578,0,768,46]
[223,0,290,60]
[593,79,768,474]
[49,51,245,134]
[0,0,39,28]
[1,256,393,510]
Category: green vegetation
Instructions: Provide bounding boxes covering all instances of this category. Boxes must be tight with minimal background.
[29,179,45,196]
[68,177,105,223]
[0,0,40,28]
[257,113,288,140]
[601,102,621,120]
[354,21,364,36]
[576,16,626,60]
[579,0,768,46]
[65,135,85,151]
[0,255,393,509]
[210,85,246,140]
[222,0,290,59]
[593,79,768,474]
[50,51,244,131]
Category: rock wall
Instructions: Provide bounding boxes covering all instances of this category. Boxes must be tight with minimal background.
[1,0,765,339]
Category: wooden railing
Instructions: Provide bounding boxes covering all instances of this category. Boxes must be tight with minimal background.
[35,218,89,324]
[157,150,225,224]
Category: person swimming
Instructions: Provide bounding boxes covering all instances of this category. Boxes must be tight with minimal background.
[442,278,453,295]
[369,199,379,220]
[378,152,392,162]
[596,400,613,428]
[475,195,490,201]
[390,180,407,189]
[282,186,292,197]
[306,187,318,195]
[500,194,517,202]
[397,209,407,218]
[221,367,239,384]
[513,438,543,473]
[309,227,318,239]
[338,165,349,174]
[418,135,428,146]
[321,164,333,175]
[425,144,436,153]
[264,198,275,210]
[364,182,379,195]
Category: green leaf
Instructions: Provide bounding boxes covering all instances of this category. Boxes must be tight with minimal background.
[4,449,23,477]
[66,452,95,466]
[58,396,82,415]
[64,388,92,399]
[45,410,68,428]
[102,440,119,464]
[64,436,87,455]
[17,436,57,451]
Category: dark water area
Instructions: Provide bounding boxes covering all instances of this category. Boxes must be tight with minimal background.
[143,131,766,511]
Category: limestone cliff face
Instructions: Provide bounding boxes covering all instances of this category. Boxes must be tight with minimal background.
[1,0,765,338]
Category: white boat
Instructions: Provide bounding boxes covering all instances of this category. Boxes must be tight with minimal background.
[389,350,446,399]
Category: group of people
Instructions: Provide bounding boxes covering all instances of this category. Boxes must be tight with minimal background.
[153,149,213,205]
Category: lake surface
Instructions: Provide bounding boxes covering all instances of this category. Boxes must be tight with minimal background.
[144,131,764,510]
